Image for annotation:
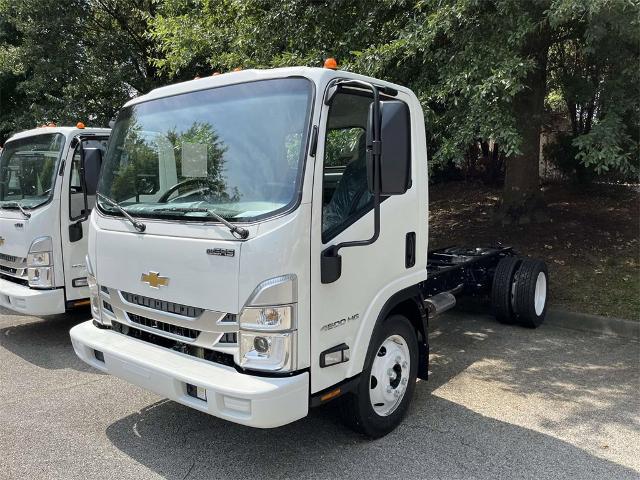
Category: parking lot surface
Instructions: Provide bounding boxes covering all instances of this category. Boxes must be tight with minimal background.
[1,307,638,480]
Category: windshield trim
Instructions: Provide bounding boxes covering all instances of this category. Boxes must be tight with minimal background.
[96,75,316,226]
[0,132,66,211]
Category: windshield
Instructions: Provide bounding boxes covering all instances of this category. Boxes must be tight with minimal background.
[0,133,65,209]
[98,77,313,222]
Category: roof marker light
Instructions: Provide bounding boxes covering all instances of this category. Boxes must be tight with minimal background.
[324,58,338,70]
[76,122,85,129]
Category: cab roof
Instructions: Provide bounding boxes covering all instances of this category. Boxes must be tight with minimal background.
[124,67,411,108]
[6,126,111,144]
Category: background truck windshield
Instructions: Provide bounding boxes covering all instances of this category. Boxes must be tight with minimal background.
[98,77,313,222]
[0,133,65,209]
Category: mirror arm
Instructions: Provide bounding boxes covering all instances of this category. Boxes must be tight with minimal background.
[78,142,91,220]
[321,81,382,284]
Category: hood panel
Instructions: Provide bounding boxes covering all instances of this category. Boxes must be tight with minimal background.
[0,216,30,257]
[95,229,240,313]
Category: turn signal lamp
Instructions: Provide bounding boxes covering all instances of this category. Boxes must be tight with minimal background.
[76,122,85,129]
[324,57,338,70]
[233,67,242,72]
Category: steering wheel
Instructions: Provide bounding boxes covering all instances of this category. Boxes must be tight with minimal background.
[158,178,210,203]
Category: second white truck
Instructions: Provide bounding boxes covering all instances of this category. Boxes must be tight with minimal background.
[70,66,548,437]
[0,126,110,315]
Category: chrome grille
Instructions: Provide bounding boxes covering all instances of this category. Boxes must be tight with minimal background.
[0,252,27,280]
[121,291,204,318]
[0,253,19,263]
[219,332,237,343]
[127,312,200,339]
[0,265,18,275]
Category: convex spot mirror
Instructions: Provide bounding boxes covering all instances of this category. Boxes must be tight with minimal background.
[366,100,411,195]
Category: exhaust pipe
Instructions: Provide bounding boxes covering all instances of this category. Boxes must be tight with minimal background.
[424,292,456,317]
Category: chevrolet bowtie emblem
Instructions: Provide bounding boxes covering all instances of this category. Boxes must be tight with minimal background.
[0,236,4,246]
[141,271,169,288]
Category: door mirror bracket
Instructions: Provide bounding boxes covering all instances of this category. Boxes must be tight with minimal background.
[321,80,382,284]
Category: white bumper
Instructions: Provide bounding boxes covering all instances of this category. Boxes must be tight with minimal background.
[70,321,309,428]
[0,277,66,315]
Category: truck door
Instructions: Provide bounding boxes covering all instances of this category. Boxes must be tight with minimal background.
[60,136,108,303]
[310,87,421,394]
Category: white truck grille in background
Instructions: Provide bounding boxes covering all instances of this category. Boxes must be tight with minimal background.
[0,252,28,282]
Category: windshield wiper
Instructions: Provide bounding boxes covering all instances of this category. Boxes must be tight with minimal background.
[153,207,249,239]
[0,201,31,218]
[97,193,146,233]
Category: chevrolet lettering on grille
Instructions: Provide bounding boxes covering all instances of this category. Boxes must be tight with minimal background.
[140,272,169,289]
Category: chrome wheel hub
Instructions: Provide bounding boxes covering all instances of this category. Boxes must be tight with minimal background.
[369,334,410,416]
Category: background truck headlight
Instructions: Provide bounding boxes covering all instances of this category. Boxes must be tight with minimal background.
[85,256,102,322]
[238,275,298,372]
[27,236,54,288]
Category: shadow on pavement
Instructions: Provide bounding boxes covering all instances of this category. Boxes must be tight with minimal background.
[0,307,94,372]
[104,313,638,479]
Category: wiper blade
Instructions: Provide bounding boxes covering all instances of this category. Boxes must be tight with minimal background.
[97,193,146,233]
[0,201,31,218]
[153,206,249,239]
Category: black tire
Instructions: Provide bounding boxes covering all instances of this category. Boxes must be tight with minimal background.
[513,259,548,328]
[491,257,522,324]
[339,314,419,438]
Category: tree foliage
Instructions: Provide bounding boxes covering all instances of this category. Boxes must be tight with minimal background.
[1,0,637,193]
[0,0,162,142]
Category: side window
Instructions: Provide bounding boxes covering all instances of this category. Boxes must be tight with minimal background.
[322,93,373,242]
[69,148,85,220]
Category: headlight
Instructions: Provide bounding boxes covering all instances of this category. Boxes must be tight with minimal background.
[27,252,50,267]
[27,236,53,288]
[87,272,101,321]
[240,331,296,371]
[239,305,294,331]
[238,275,298,372]
[27,267,54,288]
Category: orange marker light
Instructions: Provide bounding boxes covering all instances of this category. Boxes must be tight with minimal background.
[324,58,338,70]
[233,67,242,72]
[76,122,85,129]
[212,71,221,76]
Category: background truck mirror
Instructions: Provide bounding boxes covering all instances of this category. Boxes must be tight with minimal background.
[81,148,102,195]
[366,100,411,195]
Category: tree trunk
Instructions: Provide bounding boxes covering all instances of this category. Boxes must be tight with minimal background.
[501,25,550,224]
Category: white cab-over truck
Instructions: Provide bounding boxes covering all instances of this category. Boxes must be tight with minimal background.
[70,67,548,437]
[0,126,110,315]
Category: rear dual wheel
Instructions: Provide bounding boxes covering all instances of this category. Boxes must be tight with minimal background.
[492,257,548,328]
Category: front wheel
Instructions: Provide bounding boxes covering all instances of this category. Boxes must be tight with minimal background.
[339,314,418,438]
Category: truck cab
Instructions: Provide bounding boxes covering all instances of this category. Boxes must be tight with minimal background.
[0,126,110,315]
[70,67,548,437]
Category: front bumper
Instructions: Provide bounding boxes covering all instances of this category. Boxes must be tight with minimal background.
[70,320,309,428]
[0,277,65,315]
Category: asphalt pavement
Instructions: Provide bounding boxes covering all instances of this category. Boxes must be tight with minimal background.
[0,307,638,480]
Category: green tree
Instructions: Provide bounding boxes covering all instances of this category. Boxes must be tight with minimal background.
[0,0,163,142]
[150,0,639,221]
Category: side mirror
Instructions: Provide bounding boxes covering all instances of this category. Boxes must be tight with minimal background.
[366,100,411,195]
[81,148,102,195]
